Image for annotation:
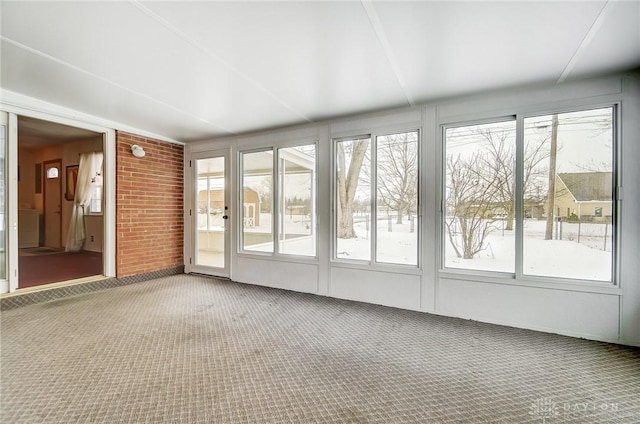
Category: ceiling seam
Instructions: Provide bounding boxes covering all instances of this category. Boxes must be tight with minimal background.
[129,0,313,123]
[0,36,236,136]
[361,0,415,107]
[557,0,610,83]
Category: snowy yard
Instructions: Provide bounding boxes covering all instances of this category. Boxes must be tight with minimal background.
[337,217,418,265]
[204,209,612,282]
[338,217,611,281]
[445,220,612,281]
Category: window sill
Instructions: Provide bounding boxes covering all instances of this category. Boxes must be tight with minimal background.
[438,270,621,295]
[237,252,319,265]
[331,259,422,276]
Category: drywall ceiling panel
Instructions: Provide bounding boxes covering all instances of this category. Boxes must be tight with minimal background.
[1,1,310,139]
[370,1,608,102]
[138,1,409,121]
[566,1,640,79]
[0,39,224,141]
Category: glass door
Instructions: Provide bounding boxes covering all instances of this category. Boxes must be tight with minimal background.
[192,150,230,277]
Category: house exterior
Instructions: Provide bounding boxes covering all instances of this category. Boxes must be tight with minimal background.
[555,172,612,222]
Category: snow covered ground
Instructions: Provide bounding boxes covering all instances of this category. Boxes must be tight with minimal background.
[338,218,611,281]
[445,220,612,281]
[243,213,315,256]
[337,217,418,265]
[207,210,612,282]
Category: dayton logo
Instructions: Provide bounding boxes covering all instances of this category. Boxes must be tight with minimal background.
[529,397,560,423]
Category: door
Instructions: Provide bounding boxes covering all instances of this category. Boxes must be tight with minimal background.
[43,159,62,248]
[192,150,230,277]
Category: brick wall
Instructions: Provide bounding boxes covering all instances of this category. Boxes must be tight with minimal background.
[116,132,184,277]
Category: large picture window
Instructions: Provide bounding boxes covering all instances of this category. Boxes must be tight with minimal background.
[335,130,419,267]
[522,108,614,281]
[443,107,615,283]
[241,144,316,256]
[444,120,516,273]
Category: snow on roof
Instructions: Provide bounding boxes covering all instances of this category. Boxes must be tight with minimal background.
[557,172,612,202]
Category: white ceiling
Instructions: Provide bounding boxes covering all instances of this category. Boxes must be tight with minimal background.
[18,115,101,149]
[1,1,639,143]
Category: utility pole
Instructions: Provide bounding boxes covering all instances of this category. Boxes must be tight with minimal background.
[544,114,559,240]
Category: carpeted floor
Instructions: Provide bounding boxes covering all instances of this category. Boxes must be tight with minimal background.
[1,274,639,423]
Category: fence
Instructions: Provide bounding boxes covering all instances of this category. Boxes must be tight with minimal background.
[552,219,612,252]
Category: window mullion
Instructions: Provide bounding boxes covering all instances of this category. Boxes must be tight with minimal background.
[273,148,280,255]
[371,134,378,265]
[515,115,525,279]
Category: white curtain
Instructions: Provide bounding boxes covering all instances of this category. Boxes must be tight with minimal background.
[65,152,103,252]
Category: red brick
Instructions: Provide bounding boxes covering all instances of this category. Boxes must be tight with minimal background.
[116,131,184,277]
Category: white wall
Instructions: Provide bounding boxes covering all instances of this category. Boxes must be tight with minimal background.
[186,73,640,347]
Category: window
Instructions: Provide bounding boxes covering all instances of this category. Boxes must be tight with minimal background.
[241,150,274,253]
[335,130,419,266]
[197,158,225,233]
[278,145,316,256]
[336,136,371,261]
[241,143,316,256]
[88,172,103,214]
[443,107,615,283]
[522,108,614,282]
[376,132,419,265]
[444,120,516,273]
[46,167,59,179]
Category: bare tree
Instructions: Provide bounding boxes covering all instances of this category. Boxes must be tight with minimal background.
[476,127,549,230]
[376,133,418,224]
[445,152,501,259]
[336,139,369,238]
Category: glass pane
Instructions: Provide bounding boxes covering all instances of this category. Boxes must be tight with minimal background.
[46,167,59,178]
[336,137,371,261]
[242,151,274,252]
[196,157,225,268]
[278,145,316,256]
[523,108,613,281]
[376,131,419,265]
[444,120,516,272]
[0,124,5,280]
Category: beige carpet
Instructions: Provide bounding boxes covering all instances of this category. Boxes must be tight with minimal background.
[1,274,639,423]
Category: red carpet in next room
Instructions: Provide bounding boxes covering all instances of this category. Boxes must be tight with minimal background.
[18,251,103,289]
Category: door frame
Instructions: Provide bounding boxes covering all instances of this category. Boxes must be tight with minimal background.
[0,112,15,293]
[189,148,231,278]
[42,158,63,248]
[1,100,116,293]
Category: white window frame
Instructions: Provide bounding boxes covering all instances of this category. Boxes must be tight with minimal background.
[438,103,619,288]
[238,140,318,259]
[331,128,421,269]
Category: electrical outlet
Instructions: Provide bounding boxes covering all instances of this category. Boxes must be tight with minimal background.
[90,235,94,242]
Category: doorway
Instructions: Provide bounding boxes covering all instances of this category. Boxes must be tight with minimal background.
[17,116,105,289]
[191,150,230,278]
